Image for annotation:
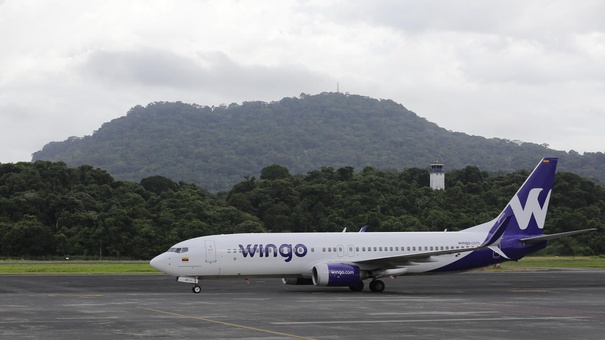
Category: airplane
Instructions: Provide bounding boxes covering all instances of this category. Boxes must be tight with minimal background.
[150,158,596,293]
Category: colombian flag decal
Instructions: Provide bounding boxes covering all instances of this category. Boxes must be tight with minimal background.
[182,257,189,262]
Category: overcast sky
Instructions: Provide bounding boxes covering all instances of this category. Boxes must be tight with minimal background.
[1,0,604,163]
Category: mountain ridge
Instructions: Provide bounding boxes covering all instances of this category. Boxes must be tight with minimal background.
[32,92,605,192]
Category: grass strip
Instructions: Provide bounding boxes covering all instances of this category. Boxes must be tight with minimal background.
[0,261,158,274]
[1,256,604,274]
[502,256,605,269]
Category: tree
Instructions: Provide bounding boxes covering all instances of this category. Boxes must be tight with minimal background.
[260,164,290,180]
[141,176,179,195]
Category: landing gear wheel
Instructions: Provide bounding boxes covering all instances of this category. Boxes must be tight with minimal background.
[369,280,385,293]
[192,285,202,294]
[349,280,364,292]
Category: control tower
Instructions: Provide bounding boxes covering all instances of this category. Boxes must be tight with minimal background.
[430,162,445,190]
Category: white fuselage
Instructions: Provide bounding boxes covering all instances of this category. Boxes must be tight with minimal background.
[150,158,587,293]
[150,229,492,279]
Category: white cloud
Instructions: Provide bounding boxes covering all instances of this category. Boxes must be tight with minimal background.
[1,0,604,163]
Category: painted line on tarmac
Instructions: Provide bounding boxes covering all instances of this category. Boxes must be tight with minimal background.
[138,306,315,340]
[46,294,104,298]
[294,298,466,303]
[271,316,588,325]
[368,311,498,316]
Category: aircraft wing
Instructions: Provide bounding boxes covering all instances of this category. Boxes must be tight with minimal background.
[520,228,597,243]
[353,242,494,267]
[354,216,511,267]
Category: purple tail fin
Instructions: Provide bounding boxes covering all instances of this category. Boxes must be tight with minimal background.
[499,158,558,237]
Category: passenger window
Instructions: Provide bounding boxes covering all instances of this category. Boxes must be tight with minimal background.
[373,247,377,251]
[390,247,393,251]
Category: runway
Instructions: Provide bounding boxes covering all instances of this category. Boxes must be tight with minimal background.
[1,269,604,339]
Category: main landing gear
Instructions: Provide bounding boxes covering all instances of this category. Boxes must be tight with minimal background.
[369,280,385,293]
[349,280,364,292]
[192,285,202,294]
[349,279,385,292]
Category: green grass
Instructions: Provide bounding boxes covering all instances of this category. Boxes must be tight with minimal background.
[0,261,159,274]
[501,256,605,269]
[1,256,604,274]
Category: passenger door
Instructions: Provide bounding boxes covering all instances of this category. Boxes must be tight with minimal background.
[205,240,217,263]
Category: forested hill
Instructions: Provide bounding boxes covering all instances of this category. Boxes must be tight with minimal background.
[32,92,605,192]
[1,161,603,259]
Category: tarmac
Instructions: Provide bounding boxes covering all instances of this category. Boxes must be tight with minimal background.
[0,269,604,339]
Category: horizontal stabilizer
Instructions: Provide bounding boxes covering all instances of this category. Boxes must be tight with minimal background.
[520,228,597,244]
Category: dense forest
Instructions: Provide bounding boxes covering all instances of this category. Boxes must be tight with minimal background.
[1,161,603,259]
[32,93,605,192]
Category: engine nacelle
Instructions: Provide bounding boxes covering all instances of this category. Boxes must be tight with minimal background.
[312,263,367,286]
[282,278,314,285]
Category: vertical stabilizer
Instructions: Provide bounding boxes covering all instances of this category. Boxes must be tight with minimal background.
[499,158,557,237]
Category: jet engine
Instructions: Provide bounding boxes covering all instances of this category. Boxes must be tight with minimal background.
[312,263,368,286]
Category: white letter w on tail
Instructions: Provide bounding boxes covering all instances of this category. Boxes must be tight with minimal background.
[509,188,551,230]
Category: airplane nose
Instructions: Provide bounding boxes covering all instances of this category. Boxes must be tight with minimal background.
[150,253,168,272]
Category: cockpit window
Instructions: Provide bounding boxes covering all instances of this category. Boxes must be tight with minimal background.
[167,247,189,253]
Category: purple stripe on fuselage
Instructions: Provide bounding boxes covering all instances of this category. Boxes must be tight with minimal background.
[429,241,548,273]
[429,249,498,273]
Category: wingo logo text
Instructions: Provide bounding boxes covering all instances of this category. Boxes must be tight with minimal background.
[238,243,308,262]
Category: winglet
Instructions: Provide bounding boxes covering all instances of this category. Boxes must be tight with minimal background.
[359,226,367,233]
[482,216,511,259]
[483,216,511,247]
